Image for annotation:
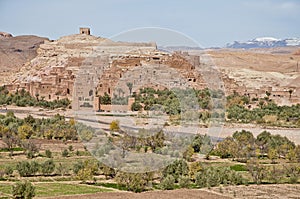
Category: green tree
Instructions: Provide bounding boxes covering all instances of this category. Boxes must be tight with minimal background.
[16,161,39,177]
[267,148,277,164]
[76,160,98,182]
[61,149,69,157]
[163,159,189,182]
[100,92,111,105]
[131,102,142,111]
[246,158,265,184]
[288,89,293,99]
[178,175,191,188]
[183,145,194,162]
[115,172,148,192]
[45,149,52,158]
[160,175,175,190]
[189,162,202,182]
[99,163,116,179]
[12,181,35,199]
[126,82,133,96]
[41,159,55,176]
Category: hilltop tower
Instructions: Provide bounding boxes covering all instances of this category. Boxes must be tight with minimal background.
[79,27,90,35]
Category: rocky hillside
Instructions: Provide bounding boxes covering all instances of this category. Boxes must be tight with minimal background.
[0,33,48,84]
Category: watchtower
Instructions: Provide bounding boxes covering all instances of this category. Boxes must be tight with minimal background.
[79,27,90,35]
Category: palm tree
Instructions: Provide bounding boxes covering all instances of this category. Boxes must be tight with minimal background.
[126,82,133,96]
[288,89,293,99]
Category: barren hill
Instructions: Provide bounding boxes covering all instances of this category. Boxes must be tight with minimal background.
[204,48,300,105]
[0,34,48,84]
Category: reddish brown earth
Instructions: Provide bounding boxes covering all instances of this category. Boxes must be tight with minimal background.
[41,189,230,199]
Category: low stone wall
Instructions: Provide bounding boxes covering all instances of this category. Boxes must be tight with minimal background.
[100,104,130,112]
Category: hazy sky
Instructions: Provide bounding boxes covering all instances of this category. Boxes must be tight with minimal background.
[0,0,299,47]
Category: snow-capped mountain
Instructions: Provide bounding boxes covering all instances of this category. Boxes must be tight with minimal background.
[226,37,300,49]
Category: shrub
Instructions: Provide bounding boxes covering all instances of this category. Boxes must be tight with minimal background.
[73,161,84,175]
[162,159,189,182]
[41,159,55,176]
[115,172,148,193]
[56,163,69,176]
[61,149,69,157]
[160,175,175,190]
[68,145,73,151]
[178,175,191,188]
[110,120,120,131]
[195,167,245,188]
[16,161,40,177]
[45,149,52,158]
[26,151,35,159]
[76,160,98,182]
[12,181,35,199]
[131,102,142,111]
[4,166,14,176]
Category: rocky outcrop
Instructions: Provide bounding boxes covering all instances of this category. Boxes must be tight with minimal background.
[0,35,48,85]
[0,31,12,38]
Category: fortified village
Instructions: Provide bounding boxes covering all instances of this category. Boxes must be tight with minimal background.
[3,28,299,111]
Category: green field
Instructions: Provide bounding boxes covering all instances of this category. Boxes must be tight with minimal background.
[0,182,112,198]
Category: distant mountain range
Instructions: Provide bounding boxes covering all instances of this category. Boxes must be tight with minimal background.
[226,37,300,49]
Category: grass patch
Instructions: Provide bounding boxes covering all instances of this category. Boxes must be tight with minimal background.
[0,183,12,196]
[0,182,112,198]
[35,183,112,197]
[230,164,248,171]
[0,147,23,152]
[95,182,127,191]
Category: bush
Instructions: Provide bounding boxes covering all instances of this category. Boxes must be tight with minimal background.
[178,175,191,188]
[56,163,69,176]
[110,120,120,131]
[45,149,52,158]
[12,181,35,199]
[163,159,189,182]
[68,145,73,151]
[76,160,98,182]
[4,166,13,176]
[195,167,245,188]
[160,175,175,190]
[73,161,84,175]
[16,161,40,177]
[131,102,142,111]
[61,149,69,157]
[26,151,35,159]
[115,172,148,193]
[41,159,55,176]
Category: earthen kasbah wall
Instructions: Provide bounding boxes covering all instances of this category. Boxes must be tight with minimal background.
[5,29,214,111]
